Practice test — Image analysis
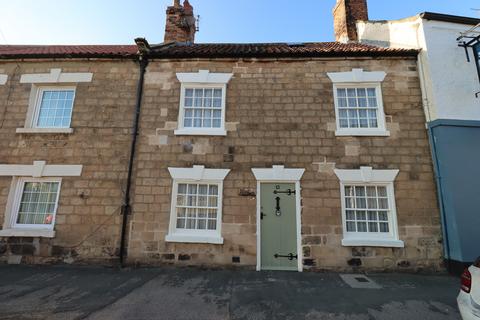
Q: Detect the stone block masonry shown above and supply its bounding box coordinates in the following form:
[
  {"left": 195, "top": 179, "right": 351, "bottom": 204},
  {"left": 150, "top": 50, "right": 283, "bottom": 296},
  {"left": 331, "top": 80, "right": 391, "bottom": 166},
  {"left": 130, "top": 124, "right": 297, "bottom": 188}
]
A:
[
  {"left": 127, "top": 56, "right": 443, "bottom": 272},
  {"left": 0, "top": 60, "right": 139, "bottom": 265}
]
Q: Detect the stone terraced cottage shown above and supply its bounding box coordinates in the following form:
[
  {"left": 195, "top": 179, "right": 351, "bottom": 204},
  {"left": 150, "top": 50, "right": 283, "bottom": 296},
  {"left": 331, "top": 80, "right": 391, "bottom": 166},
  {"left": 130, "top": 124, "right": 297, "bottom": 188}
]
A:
[{"left": 0, "top": 0, "right": 443, "bottom": 272}]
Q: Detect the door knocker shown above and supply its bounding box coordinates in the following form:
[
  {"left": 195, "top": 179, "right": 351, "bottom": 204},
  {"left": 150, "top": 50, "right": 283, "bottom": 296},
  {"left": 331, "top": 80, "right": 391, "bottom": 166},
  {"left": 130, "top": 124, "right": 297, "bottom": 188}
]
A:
[{"left": 275, "top": 196, "right": 281, "bottom": 216}]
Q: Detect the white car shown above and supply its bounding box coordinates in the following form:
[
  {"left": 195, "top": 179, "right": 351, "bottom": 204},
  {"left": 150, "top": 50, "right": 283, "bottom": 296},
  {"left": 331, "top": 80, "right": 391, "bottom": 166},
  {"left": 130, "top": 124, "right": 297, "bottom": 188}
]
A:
[{"left": 458, "top": 257, "right": 480, "bottom": 319}]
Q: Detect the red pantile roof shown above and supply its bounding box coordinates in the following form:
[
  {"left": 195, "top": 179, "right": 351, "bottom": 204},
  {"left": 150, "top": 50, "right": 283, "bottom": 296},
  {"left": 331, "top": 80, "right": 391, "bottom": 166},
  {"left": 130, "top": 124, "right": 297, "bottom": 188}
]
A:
[
  {"left": 150, "top": 42, "right": 419, "bottom": 58},
  {"left": 0, "top": 45, "right": 138, "bottom": 59},
  {"left": 0, "top": 42, "right": 418, "bottom": 59}
]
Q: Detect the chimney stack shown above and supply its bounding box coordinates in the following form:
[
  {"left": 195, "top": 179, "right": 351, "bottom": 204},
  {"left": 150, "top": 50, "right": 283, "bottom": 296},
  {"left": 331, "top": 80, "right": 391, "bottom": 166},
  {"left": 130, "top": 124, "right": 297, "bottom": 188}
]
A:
[
  {"left": 164, "top": 0, "right": 196, "bottom": 43},
  {"left": 333, "top": 0, "right": 368, "bottom": 43}
]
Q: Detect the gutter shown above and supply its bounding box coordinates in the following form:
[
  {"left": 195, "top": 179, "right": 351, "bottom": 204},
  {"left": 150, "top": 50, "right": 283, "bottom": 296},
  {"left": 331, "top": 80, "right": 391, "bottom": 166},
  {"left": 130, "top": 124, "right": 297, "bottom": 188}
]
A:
[{"left": 119, "top": 39, "right": 150, "bottom": 267}]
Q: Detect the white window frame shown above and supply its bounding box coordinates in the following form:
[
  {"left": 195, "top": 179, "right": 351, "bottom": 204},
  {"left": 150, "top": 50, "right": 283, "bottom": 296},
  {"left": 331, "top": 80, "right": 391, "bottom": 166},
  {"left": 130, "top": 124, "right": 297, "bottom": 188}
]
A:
[
  {"left": 334, "top": 167, "right": 404, "bottom": 248},
  {"left": 166, "top": 166, "right": 231, "bottom": 244},
  {"left": 10, "top": 177, "right": 62, "bottom": 231},
  {"left": 31, "top": 86, "right": 76, "bottom": 129},
  {"left": 328, "top": 69, "right": 390, "bottom": 137},
  {"left": 174, "top": 70, "right": 233, "bottom": 136},
  {"left": 17, "top": 68, "right": 93, "bottom": 134}
]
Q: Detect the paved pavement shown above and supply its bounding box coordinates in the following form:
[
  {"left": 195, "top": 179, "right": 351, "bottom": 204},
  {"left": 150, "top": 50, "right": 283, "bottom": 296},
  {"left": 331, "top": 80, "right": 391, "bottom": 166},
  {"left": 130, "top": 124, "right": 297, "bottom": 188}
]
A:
[{"left": 0, "top": 265, "right": 461, "bottom": 320}]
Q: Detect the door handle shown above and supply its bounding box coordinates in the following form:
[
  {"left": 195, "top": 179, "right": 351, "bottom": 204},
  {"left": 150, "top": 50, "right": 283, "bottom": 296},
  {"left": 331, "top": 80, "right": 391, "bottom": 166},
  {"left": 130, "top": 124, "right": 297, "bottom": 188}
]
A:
[
  {"left": 261, "top": 211, "right": 267, "bottom": 220},
  {"left": 274, "top": 253, "right": 298, "bottom": 260}
]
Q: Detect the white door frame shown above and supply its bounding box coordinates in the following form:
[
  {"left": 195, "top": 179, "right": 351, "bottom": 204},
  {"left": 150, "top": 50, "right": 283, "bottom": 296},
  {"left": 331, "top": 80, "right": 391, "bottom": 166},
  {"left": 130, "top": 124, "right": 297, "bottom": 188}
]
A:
[{"left": 251, "top": 166, "right": 305, "bottom": 272}]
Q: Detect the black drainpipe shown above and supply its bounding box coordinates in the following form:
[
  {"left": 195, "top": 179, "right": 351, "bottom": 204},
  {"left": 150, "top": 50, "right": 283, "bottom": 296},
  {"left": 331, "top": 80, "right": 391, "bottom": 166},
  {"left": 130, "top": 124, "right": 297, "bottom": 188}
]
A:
[{"left": 119, "top": 50, "right": 149, "bottom": 267}]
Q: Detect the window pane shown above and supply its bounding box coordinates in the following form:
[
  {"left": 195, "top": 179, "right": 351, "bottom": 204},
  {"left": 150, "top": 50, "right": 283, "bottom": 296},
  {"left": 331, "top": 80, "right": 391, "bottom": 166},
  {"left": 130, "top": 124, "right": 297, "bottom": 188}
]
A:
[
  {"left": 336, "top": 87, "right": 380, "bottom": 129},
  {"left": 346, "top": 221, "right": 356, "bottom": 232},
  {"left": 16, "top": 181, "right": 59, "bottom": 226},
  {"left": 343, "top": 184, "right": 392, "bottom": 235},
  {"left": 367, "top": 198, "right": 377, "bottom": 209},
  {"left": 356, "top": 211, "right": 366, "bottom": 221},
  {"left": 337, "top": 88, "right": 347, "bottom": 98},
  {"left": 378, "top": 211, "right": 388, "bottom": 221},
  {"left": 208, "top": 196, "right": 218, "bottom": 207},
  {"left": 209, "top": 185, "right": 218, "bottom": 196},
  {"left": 185, "top": 89, "right": 194, "bottom": 97},
  {"left": 36, "top": 90, "right": 75, "bottom": 128},
  {"left": 357, "top": 222, "right": 367, "bottom": 232},
  {"left": 174, "top": 183, "right": 221, "bottom": 232},
  {"left": 379, "top": 198, "right": 389, "bottom": 209},
  {"left": 379, "top": 222, "right": 389, "bottom": 233},
  {"left": 339, "top": 119, "right": 348, "bottom": 128},
  {"left": 182, "top": 88, "right": 223, "bottom": 128},
  {"left": 377, "top": 187, "right": 387, "bottom": 197},
  {"left": 366, "top": 186, "right": 376, "bottom": 197},
  {"left": 344, "top": 186, "right": 354, "bottom": 197},
  {"left": 345, "top": 197, "right": 355, "bottom": 209},
  {"left": 346, "top": 210, "right": 355, "bottom": 220}
]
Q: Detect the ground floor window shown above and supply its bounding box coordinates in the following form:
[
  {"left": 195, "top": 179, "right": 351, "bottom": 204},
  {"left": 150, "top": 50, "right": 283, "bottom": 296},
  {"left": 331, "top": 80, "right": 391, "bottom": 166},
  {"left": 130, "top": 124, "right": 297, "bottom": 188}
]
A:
[
  {"left": 175, "top": 183, "right": 219, "bottom": 231},
  {"left": 15, "top": 180, "right": 61, "bottom": 227},
  {"left": 334, "top": 167, "right": 404, "bottom": 248},
  {"left": 344, "top": 185, "right": 390, "bottom": 234},
  {"left": 166, "top": 166, "right": 230, "bottom": 244}
]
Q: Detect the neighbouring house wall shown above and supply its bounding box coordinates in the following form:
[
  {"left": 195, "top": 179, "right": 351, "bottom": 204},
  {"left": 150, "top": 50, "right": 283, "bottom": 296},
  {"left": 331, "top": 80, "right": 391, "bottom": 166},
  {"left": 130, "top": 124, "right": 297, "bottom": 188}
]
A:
[
  {"left": 429, "top": 120, "right": 480, "bottom": 263},
  {"left": 421, "top": 20, "right": 480, "bottom": 121},
  {"left": 0, "top": 60, "right": 138, "bottom": 264},
  {"left": 359, "top": 17, "right": 480, "bottom": 268},
  {"left": 358, "top": 18, "right": 480, "bottom": 121},
  {"left": 127, "top": 57, "right": 443, "bottom": 272}
]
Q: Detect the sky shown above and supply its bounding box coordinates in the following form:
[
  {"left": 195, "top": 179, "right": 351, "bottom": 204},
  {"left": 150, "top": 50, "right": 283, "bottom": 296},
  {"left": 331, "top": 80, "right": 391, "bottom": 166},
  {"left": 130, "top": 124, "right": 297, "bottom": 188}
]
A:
[{"left": 0, "top": 0, "right": 478, "bottom": 45}]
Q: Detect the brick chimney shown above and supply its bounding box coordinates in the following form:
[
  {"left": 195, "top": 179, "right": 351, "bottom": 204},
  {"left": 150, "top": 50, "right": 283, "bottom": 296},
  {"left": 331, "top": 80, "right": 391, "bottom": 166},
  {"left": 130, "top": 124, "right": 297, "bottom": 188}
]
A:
[
  {"left": 164, "top": 0, "right": 196, "bottom": 43},
  {"left": 333, "top": 0, "right": 368, "bottom": 43}
]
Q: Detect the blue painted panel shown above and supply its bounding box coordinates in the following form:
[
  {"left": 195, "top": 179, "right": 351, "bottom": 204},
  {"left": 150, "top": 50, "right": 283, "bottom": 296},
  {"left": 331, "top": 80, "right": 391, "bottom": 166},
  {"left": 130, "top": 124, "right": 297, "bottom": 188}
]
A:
[{"left": 430, "top": 120, "right": 480, "bottom": 263}]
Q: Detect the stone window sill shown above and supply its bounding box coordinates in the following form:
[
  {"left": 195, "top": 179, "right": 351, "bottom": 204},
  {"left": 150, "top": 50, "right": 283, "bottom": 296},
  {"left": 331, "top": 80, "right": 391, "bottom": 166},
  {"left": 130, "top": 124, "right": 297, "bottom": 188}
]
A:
[
  {"left": 335, "top": 129, "right": 390, "bottom": 137},
  {"left": 174, "top": 128, "right": 227, "bottom": 136},
  {"left": 165, "top": 233, "right": 224, "bottom": 245},
  {"left": 0, "top": 229, "right": 55, "bottom": 238},
  {"left": 16, "top": 128, "right": 74, "bottom": 134},
  {"left": 341, "top": 238, "right": 404, "bottom": 248}
]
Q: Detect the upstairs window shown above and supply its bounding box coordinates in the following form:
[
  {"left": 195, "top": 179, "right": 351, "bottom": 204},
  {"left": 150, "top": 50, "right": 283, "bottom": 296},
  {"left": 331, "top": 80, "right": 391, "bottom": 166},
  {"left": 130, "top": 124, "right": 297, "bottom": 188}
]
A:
[
  {"left": 34, "top": 88, "right": 76, "bottom": 128},
  {"left": 175, "top": 70, "right": 233, "bottom": 136},
  {"left": 183, "top": 88, "right": 223, "bottom": 129},
  {"left": 336, "top": 87, "right": 380, "bottom": 130},
  {"left": 328, "top": 69, "right": 389, "bottom": 136},
  {"left": 17, "top": 68, "right": 93, "bottom": 134}
]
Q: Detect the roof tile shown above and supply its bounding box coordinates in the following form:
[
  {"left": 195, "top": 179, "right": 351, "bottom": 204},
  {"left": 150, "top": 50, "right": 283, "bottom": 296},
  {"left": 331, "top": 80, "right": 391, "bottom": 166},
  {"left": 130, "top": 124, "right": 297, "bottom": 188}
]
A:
[{"left": 0, "top": 42, "right": 418, "bottom": 59}]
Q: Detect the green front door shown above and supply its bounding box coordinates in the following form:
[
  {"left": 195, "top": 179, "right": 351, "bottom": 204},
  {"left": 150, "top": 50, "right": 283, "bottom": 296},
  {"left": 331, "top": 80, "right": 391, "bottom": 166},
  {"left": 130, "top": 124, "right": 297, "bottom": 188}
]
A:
[{"left": 260, "top": 183, "right": 298, "bottom": 271}]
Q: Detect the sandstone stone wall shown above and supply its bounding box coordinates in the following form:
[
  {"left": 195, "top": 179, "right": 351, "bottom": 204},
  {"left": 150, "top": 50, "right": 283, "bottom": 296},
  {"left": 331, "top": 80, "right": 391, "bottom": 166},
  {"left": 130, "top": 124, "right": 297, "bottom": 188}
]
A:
[
  {"left": 0, "top": 60, "right": 138, "bottom": 264},
  {"left": 128, "top": 57, "right": 443, "bottom": 272},
  {"left": 0, "top": 57, "right": 443, "bottom": 271}
]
